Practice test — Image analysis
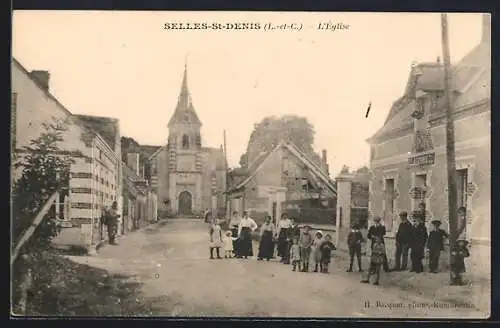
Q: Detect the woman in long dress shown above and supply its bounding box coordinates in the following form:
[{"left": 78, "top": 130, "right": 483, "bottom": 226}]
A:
[
  {"left": 229, "top": 211, "right": 242, "bottom": 257},
  {"left": 238, "top": 211, "right": 258, "bottom": 259},
  {"left": 257, "top": 215, "right": 276, "bottom": 261},
  {"left": 277, "top": 213, "right": 293, "bottom": 264}
]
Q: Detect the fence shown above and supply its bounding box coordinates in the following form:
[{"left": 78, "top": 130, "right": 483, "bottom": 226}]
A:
[{"left": 285, "top": 207, "right": 336, "bottom": 225}]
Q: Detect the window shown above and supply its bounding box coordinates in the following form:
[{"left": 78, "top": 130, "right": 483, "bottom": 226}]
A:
[
  {"left": 195, "top": 134, "right": 201, "bottom": 147},
  {"left": 456, "top": 169, "right": 468, "bottom": 208},
  {"left": 415, "top": 173, "right": 427, "bottom": 199},
  {"left": 384, "top": 178, "right": 395, "bottom": 231},
  {"left": 182, "top": 134, "right": 190, "bottom": 149}
]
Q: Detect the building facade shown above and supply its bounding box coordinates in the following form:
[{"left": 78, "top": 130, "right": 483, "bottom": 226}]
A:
[
  {"left": 366, "top": 15, "right": 491, "bottom": 275},
  {"left": 11, "top": 58, "right": 122, "bottom": 253},
  {"left": 226, "top": 140, "right": 336, "bottom": 225},
  {"left": 143, "top": 64, "right": 226, "bottom": 217}
]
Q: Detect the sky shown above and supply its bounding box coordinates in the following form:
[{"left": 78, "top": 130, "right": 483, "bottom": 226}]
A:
[{"left": 12, "top": 11, "right": 483, "bottom": 176}]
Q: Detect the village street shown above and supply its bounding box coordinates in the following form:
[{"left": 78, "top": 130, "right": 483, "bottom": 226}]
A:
[{"left": 66, "top": 219, "right": 488, "bottom": 318}]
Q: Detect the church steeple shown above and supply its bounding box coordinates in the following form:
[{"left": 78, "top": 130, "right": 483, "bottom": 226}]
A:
[{"left": 168, "top": 59, "right": 202, "bottom": 127}]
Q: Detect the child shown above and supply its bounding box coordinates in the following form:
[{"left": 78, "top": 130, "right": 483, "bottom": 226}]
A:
[
  {"left": 311, "top": 230, "right": 324, "bottom": 272},
  {"left": 427, "top": 219, "right": 449, "bottom": 273},
  {"left": 450, "top": 239, "right": 470, "bottom": 285},
  {"left": 223, "top": 230, "right": 236, "bottom": 258},
  {"left": 298, "top": 225, "right": 314, "bottom": 272},
  {"left": 209, "top": 219, "right": 223, "bottom": 259},
  {"left": 347, "top": 224, "right": 364, "bottom": 272},
  {"left": 319, "top": 234, "right": 336, "bottom": 273},
  {"left": 290, "top": 238, "right": 301, "bottom": 271},
  {"left": 361, "top": 235, "right": 385, "bottom": 285}
]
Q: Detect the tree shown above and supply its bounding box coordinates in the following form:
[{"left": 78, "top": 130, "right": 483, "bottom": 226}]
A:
[
  {"left": 12, "top": 118, "right": 73, "bottom": 254},
  {"left": 340, "top": 165, "right": 350, "bottom": 174},
  {"left": 243, "top": 115, "right": 316, "bottom": 167}
]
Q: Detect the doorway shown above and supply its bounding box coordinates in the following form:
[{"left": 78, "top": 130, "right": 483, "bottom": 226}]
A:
[{"left": 178, "top": 191, "right": 193, "bottom": 215}]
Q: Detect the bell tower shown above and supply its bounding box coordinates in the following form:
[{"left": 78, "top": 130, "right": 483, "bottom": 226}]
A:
[{"left": 167, "top": 61, "right": 204, "bottom": 216}]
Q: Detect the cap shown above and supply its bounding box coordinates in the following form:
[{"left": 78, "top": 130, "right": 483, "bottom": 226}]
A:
[
  {"left": 399, "top": 211, "right": 408, "bottom": 217},
  {"left": 373, "top": 216, "right": 382, "bottom": 222},
  {"left": 431, "top": 220, "right": 442, "bottom": 226}
]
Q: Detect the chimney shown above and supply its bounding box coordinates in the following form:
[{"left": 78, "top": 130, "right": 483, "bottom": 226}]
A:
[
  {"left": 127, "top": 153, "right": 140, "bottom": 176},
  {"left": 482, "top": 13, "right": 491, "bottom": 44},
  {"left": 30, "top": 70, "right": 50, "bottom": 91},
  {"left": 321, "top": 149, "right": 329, "bottom": 175}
]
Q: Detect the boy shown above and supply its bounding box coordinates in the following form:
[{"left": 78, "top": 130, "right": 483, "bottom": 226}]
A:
[
  {"left": 290, "top": 238, "right": 301, "bottom": 271},
  {"left": 450, "top": 239, "right": 470, "bottom": 286},
  {"left": 361, "top": 235, "right": 385, "bottom": 285},
  {"left": 298, "top": 225, "right": 314, "bottom": 272},
  {"left": 347, "top": 224, "right": 364, "bottom": 272},
  {"left": 319, "top": 234, "right": 336, "bottom": 273},
  {"left": 426, "top": 219, "right": 449, "bottom": 273}
]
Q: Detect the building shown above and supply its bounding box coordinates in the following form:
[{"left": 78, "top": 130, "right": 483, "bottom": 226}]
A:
[
  {"left": 226, "top": 140, "right": 337, "bottom": 224},
  {"left": 140, "top": 64, "right": 227, "bottom": 217},
  {"left": 11, "top": 58, "right": 122, "bottom": 253},
  {"left": 122, "top": 158, "right": 158, "bottom": 232},
  {"left": 366, "top": 15, "right": 490, "bottom": 275}
]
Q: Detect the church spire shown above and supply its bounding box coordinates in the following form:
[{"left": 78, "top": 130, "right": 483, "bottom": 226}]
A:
[{"left": 168, "top": 57, "right": 202, "bottom": 127}]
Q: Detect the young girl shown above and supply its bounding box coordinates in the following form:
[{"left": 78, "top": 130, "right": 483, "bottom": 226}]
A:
[
  {"left": 209, "top": 219, "right": 223, "bottom": 259},
  {"left": 361, "top": 235, "right": 385, "bottom": 285},
  {"left": 290, "top": 238, "right": 301, "bottom": 271},
  {"left": 450, "top": 239, "right": 470, "bottom": 285},
  {"left": 319, "top": 234, "right": 336, "bottom": 273},
  {"left": 311, "top": 230, "right": 324, "bottom": 272},
  {"left": 223, "top": 230, "right": 236, "bottom": 258}
]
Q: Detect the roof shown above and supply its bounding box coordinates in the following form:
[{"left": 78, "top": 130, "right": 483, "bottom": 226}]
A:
[
  {"left": 168, "top": 64, "right": 202, "bottom": 127},
  {"left": 369, "top": 40, "right": 489, "bottom": 143},
  {"left": 12, "top": 58, "right": 120, "bottom": 154},
  {"left": 228, "top": 140, "right": 336, "bottom": 196},
  {"left": 122, "top": 161, "right": 148, "bottom": 196},
  {"left": 74, "top": 115, "right": 119, "bottom": 151},
  {"left": 139, "top": 144, "right": 161, "bottom": 161}
]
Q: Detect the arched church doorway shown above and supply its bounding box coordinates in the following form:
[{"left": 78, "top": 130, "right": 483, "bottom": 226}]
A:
[{"left": 178, "top": 191, "right": 193, "bottom": 215}]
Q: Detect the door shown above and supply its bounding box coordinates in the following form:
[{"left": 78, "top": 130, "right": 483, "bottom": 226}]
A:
[{"left": 178, "top": 191, "right": 193, "bottom": 215}]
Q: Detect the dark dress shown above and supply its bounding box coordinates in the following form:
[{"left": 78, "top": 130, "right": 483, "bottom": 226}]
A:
[
  {"left": 258, "top": 226, "right": 275, "bottom": 260},
  {"left": 239, "top": 227, "right": 253, "bottom": 257},
  {"left": 277, "top": 228, "right": 291, "bottom": 259},
  {"left": 367, "top": 224, "right": 389, "bottom": 271}
]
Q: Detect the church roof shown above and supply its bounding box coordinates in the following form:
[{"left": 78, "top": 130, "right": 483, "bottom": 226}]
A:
[{"left": 168, "top": 64, "right": 202, "bottom": 127}]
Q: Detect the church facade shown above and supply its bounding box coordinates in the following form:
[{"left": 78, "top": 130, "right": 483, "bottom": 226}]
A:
[{"left": 144, "top": 65, "right": 227, "bottom": 217}]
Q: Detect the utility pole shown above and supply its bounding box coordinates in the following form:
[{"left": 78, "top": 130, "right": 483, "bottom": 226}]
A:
[{"left": 441, "top": 13, "right": 459, "bottom": 285}]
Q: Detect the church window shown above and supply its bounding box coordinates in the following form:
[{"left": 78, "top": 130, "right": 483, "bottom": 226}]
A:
[{"left": 182, "top": 134, "right": 190, "bottom": 149}]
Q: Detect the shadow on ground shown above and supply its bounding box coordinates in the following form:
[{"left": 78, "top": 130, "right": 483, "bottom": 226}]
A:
[{"left": 18, "top": 251, "right": 156, "bottom": 316}]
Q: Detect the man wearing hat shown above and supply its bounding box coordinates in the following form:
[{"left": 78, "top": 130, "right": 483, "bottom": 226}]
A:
[
  {"left": 394, "top": 211, "right": 413, "bottom": 271},
  {"left": 426, "top": 219, "right": 449, "bottom": 273},
  {"left": 409, "top": 213, "right": 428, "bottom": 273},
  {"left": 367, "top": 216, "right": 389, "bottom": 272},
  {"left": 450, "top": 239, "right": 470, "bottom": 285}
]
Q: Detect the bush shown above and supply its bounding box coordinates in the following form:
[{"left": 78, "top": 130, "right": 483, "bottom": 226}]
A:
[{"left": 11, "top": 118, "right": 73, "bottom": 312}]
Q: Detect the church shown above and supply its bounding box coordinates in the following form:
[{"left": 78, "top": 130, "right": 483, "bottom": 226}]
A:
[{"left": 140, "top": 64, "right": 227, "bottom": 217}]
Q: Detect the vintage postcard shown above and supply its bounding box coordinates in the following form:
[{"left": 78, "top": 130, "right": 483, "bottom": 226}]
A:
[{"left": 11, "top": 11, "right": 491, "bottom": 319}]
